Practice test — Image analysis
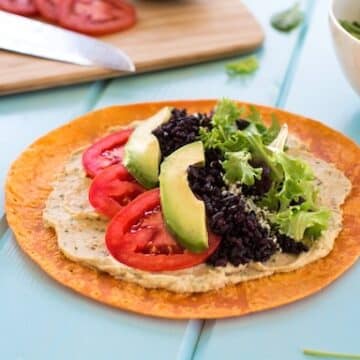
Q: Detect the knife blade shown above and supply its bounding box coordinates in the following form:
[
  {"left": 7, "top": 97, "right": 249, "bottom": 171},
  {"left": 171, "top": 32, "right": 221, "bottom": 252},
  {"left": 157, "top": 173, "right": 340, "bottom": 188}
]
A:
[{"left": 0, "top": 10, "right": 135, "bottom": 72}]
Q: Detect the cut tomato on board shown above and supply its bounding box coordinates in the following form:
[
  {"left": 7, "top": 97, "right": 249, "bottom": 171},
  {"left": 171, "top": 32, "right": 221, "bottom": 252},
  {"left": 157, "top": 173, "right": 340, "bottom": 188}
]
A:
[
  {"left": 106, "top": 189, "right": 221, "bottom": 272},
  {"left": 82, "top": 128, "right": 133, "bottom": 178},
  {"left": 0, "top": 0, "right": 38, "bottom": 15},
  {"left": 89, "top": 164, "right": 145, "bottom": 218},
  {"left": 34, "top": 0, "right": 60, "bottom": 21},
  {"left": 58, "top": 0, "right": 136, "bottom": 36}
]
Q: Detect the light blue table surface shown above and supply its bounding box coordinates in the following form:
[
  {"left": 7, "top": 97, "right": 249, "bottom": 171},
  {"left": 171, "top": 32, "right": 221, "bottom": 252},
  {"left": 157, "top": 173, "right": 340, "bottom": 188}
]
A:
[{"left": 0, "top": 1, "right": 359, "bottom": 359}]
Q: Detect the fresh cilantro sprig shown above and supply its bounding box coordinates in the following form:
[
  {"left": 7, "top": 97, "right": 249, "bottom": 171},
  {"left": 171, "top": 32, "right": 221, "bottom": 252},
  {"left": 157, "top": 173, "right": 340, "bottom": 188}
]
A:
[{"left": 271, "top": 3, "right": 304, "bottom": 32}]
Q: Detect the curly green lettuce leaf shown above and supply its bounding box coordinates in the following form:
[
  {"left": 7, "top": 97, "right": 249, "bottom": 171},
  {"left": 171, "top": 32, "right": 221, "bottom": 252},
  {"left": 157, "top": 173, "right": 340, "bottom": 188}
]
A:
[
  {"left": 200, "top": 98, "right": 244, "bottom": 151},
  {"left": 274, "top": 152, "right": 316, "bottom": 210},
  {"left": 226, "top": 56, "right": 259, "bottom": 75},
  {"left": 223, "top": 151, "right": 263, "bottom": 186},
  {"left": 263, "top": 115, "right": 282, "bottom": 145},
  {"left": 240, "top": 128, "right": 284, "bottom": 181},
  {"left": 246, "top": 107, "right": 281, "bottom": 145},
  {"left": 212, "top": 98, "right": 242, "bottom": 129},
  {"left": 199, "top": 125, "right": 248, "bottom": 153},
  {"left": 200, "top": 99, "right": 330, "bottom": 243},
  {"left": 267, "top": 124, "right": 288, "bottom": 152},
  {"left": 200, "top": 99, "right": 281, "bottom": 160},
  {"left": 271, "top": 206, "right": 331, "bottom": 242}
]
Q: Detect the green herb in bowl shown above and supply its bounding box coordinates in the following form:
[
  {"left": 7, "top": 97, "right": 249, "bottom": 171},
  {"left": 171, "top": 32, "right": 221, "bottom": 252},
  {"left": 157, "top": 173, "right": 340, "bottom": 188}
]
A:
[{"left": 339, "top": 20, "right": 360, "bottom": 40}]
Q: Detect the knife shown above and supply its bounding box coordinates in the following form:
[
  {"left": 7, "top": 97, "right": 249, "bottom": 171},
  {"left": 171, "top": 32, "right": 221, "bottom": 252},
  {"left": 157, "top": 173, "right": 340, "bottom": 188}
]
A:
[{"left": 0, "top": 10, "right": 135, "bottom": 72}]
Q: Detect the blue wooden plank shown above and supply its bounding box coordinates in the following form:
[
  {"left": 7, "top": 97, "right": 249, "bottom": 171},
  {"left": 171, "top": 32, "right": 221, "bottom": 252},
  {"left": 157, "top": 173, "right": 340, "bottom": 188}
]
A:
[
  {"left": 285, "top": 2, "right": 359, "bottom": 143},
  {"left": 95, "top": 0, "right": 306, "bottom": 110},
  {"left": 194, "top": 1, "right": 359, "bottom": 359},
  {"left": 92, "top": 1, "right": 312, "bottom": 359},
  {"left": 0, "top": 82, "right": 189, "bottom": 360},
  {"left": 0, "top": 82, "right": 104, "bottom": 214},
  {"left": 0, "top": 229, "right": 188, "bottom": 360},
  {"left": 0, "top": 0, "right": 318, "bottom": 359}
]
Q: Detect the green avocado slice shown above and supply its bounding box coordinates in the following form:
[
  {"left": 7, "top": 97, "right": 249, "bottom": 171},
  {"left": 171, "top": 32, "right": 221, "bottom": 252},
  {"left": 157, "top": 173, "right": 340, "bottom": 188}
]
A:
[
  {"left": 159, "top": 141, "right": 208, "bottom": 253},
  {"left": 123, "top": 107, "right": 173, "bottom": 189}
]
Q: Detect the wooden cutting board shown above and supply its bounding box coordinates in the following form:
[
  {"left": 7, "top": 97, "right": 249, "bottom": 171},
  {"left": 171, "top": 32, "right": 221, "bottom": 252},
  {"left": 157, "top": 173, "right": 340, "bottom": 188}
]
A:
[{"left": 0, "top": 0, "right": 264, "bottom": 95}]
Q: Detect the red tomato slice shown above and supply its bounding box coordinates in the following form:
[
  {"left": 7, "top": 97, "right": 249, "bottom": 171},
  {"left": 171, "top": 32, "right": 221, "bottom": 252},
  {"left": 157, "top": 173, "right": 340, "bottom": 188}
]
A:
[
  {"left": 34, "top": 0, "right": 59, "bottom": 21},
  {"left": 106, "top": 189, "right": 221, "bottom": 272},
  {"left": 89, "top": 163, "right": 145, "bottom": 218},
  {"left": 58, "top": 0, "right": 136, "bottom": 36},
  {"left": 0, "top": 0, "right": 38, "bottom": 15},
  {"left": 82, "top": 128, "right": 132, "bottom": 178}
]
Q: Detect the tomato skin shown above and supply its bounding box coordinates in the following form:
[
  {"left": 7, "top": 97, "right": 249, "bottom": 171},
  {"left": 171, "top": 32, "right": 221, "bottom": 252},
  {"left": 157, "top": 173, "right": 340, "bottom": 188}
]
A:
[
  {"left": 58, "top": 0, "right": 136, "bottom": 36},
  {"left": 106, "top": 189, "right": 221, "bottom": 272},
  {"left": 0, "top": 0, "right": 38, "bottom": 15},
  {"left": 83, "top": 128, "right": 133, "bottom": 178},
  {"left": 89, "top": 164, "right": 145, "bottom": 218},
  {"left": 34, "top": 0, "right": 59, "bottom": 21}
]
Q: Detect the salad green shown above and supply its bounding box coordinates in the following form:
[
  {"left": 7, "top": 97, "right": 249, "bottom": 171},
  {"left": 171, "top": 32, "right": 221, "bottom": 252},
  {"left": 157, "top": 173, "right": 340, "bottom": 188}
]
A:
[
  {"left": 200, "top": 99, "right": 330, "bottom": 244},
  {"left": 340, "top": 20, "right": 360, "bottom": 40},
  {"left": 271, "top": 3, "right": 304, "bottom": 32},
  {"left": 226, "top": 56, "right": 259, "bottom": 75},
  {"left": 223, "top": 151, "right": 263, "bottom": 186}
]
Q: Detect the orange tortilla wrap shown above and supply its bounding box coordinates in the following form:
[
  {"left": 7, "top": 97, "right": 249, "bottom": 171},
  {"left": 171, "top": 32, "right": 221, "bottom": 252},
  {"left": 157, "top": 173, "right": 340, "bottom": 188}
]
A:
[{"left": 5, "top": 100, "right": 360, "bottom": 319}]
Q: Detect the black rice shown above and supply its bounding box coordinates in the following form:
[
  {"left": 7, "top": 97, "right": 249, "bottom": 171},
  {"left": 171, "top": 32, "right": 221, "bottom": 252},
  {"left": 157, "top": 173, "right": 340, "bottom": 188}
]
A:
[
  {"left": 153, "top": 108, "right": 308, "bottom": 266},
  {"left": 153, "top": 108, "right": 211, "bottom": 158},
  {"left": 276, "top": 232, "right": 309, "bottom": 254},
  {"left": 188, "top": 150, "right": 278, "bottom": 267}
]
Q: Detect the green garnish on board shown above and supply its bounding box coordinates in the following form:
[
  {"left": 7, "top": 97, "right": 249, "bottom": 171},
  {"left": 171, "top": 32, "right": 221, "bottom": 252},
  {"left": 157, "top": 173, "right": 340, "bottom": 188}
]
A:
[
  {"left": 200, "top": 99, "right": 330, "bottom": 244},
  {"left": 339, "top": 20, "right": 360, "bottom": 40},
  {"left": 271, "top": 2, "right": 304, "bottom": 32},
  {"left": 304, "top": 349, "right": 360, "bottom": 359},
  {"left": 226, "top": 56, "right": 259, "bottom": 75}
]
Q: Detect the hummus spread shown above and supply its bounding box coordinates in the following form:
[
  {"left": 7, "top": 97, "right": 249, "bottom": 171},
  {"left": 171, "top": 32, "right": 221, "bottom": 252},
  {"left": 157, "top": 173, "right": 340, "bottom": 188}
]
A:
[{"left": 43, "top": 134, "right": 351, "bottom": 293}]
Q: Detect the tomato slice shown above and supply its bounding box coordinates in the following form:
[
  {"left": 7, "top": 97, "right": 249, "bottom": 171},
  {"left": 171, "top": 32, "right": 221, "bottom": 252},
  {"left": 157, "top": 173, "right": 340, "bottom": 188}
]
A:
[
  {"left": 34, "top": 0, "right": 59, "bottom": 21},
  {"left": 106, "top": 189, "right": 220, "bottom": 272},
  {"left": 58, "top": 0, "right": 136, "bottom": 36},
  {"left": 0, "top": 0, "right": 38, "bottom": 15},
  {"left": 82, "top": 128, "right": 132, "bottom": 178},
  {"left": 89, "top": 163, "right": 145, "bottom": 218}
]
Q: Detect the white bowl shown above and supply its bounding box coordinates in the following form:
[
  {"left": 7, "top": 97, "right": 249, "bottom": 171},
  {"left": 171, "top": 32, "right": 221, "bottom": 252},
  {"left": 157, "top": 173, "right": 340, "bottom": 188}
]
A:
[{"left": 329, "top": 0, "right": 360, "bottom": 96}]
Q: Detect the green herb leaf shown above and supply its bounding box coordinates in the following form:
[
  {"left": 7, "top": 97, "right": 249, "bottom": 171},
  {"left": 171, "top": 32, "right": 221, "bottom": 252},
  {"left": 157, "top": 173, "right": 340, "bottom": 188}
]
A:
[
  {"left": 267, "top": 124, "right": 288, "bottom": 152},
  {"left": 340, "top": 20, "right": 360, "bottom": 40},
  {"left": 223, "top": 151, "right": 263, "bottom": 186},
  {"left": 304, "top": 349, "right": 360, "bottom": 359},
  {"left": 199, "top": 98, "right": 246, "bottom": 152},
  {"left": 247, "top": 105, "right": 263, "bottom": 125},
  {"left": 200, "top": 99, "right": 330, "bottom": 243},
  {"left": 274, "top": 152, "right": 316, "bottom": 210},
  {"left": 271, "top": 206, "right": 330, "bottom": 242},
  {"left": 212, "top": 98, "right": 241, "bottom": 128},
  {"left": 226, "top": 56, "right": 259, "bottom": 75},
  {"left": 262, "top": 114, "right": 281, "bottom": 145},
  {"left": 271, "top": 3, "right": 304, "bottom": 32},
  {"left": 240, "top": 128, "right": 284, "bottom": 181}
]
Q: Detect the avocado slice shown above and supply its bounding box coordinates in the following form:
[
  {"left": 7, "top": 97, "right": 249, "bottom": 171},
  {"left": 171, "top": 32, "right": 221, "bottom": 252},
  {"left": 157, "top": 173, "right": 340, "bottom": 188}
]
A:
[
  {"left": 123, "top": 107, "right": 173, "bottom": 188},
  {"left": 159, "top": 141, "right": 208, "bottom": 253}
]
